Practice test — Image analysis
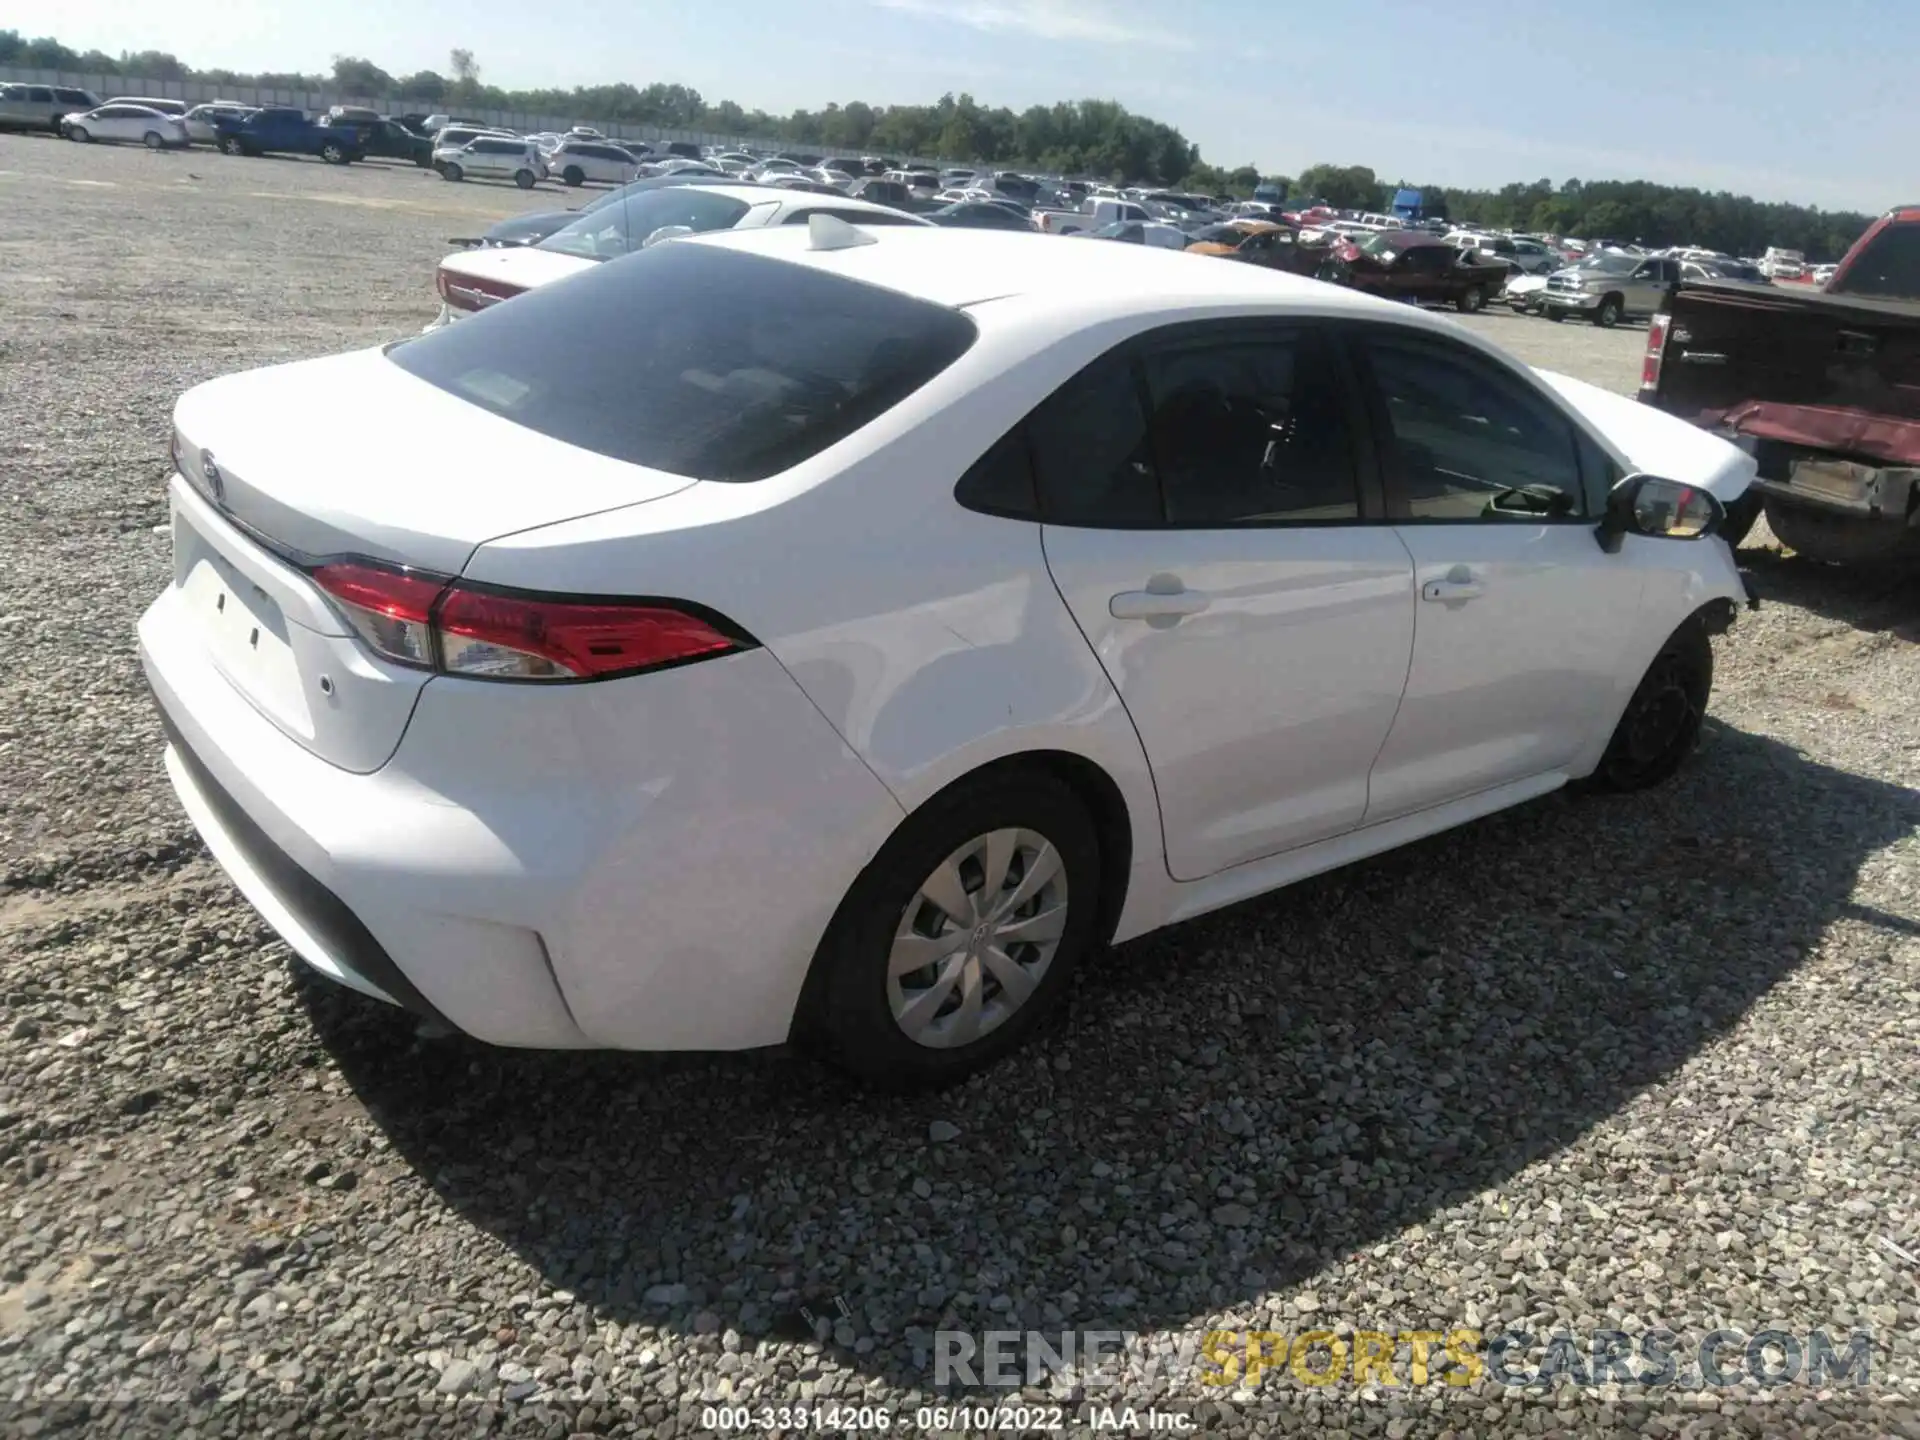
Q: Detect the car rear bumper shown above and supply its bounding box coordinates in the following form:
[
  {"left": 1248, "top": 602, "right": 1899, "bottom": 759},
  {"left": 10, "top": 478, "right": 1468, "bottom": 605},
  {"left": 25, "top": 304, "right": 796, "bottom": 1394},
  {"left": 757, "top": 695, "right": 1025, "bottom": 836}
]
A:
[{"left": 138, "top": 584, "right": 904, "bottom": 1052}]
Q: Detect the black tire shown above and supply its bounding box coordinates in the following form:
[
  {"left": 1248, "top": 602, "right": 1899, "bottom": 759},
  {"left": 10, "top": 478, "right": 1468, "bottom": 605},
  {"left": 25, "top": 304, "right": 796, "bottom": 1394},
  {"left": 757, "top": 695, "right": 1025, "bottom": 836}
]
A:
[
  {"left": 1718, "top": 491, "right": 1762, "bottom": 549},
  {"left": 513, "top": 168, "right": 535, "bottom": 189},
  {"left": 143, "top": 130, "right": 164, "bottom": 151},
  {"left": 442, "top": 162, "right": 463, "bottom": 183},
  {"left": 220, "top": 135, "right": 242, "bottom": 155},
  {"left": 70, "top": 127, "right": 91, "bottom": 144},
  {"left": 802, "top": 767, "right": 1103, "bottom": 1089},
  {"left": 1764, "top": 498, "right": 1918, "bottom": 566},
  {"left": 321, "top": 142, "right": 346, "bottom": 164},
  {"left": 1595, "top": 295, "right": 1623, "bottom": 328},
  {"left": 562, "top": 165, "right": 584, "bottom": 187},
  {"left": 1545, "top": 308, "right": 1564, "bottom": 322},
  {"left": 1582, "top": 620, "right": 1713, "bottom": 793},
  {"left": 1456, "top": 285, "right": 1486, "bottom": 314}
]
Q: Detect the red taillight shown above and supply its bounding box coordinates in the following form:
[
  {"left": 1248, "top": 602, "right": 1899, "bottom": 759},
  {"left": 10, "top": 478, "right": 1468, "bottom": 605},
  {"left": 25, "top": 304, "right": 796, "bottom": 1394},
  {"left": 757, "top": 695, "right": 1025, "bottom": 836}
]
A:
[
  {"left": 435, "top": 588, "right": 739, "bottom": 681},
  {"left": 1640, "top": 311, "right": 1672, "bottom": 393},
  {"left": 307, "top": 560, "right": 745, "bottom": 682},
  {"left": 435, "top": 264, "right": 525, "bottom": 313}
]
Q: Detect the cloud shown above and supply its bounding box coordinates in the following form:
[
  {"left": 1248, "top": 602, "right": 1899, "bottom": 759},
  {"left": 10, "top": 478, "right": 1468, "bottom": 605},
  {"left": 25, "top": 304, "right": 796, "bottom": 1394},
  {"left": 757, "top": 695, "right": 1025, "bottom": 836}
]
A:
[{"left": 872, "top": 0, "right": 1195, "bottom": 50}]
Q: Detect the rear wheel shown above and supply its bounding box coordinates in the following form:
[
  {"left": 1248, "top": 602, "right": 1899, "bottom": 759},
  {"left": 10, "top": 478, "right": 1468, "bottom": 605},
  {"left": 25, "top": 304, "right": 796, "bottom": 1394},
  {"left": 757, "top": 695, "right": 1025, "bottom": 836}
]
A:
[
  {"left": 802, "top": 767, "right": 1101, "bottom": 1089},
  {"left": 220, "top": 135, "right": 242, "bottom": 155},
  {"left": 1456, "top": 285, "right": 1486, "bottom": 313},
  {"left": 1595, "top": 295, "right": 1623, "bottom": 328},
  {"left": 143, "top": 130, "right": 164, "bottom": 151},
  {"left": 1583, "top": 620, "right": 1713, "bottom": 792},
  {"left": 561, "top": 165, "right": 584, "bottom": 187},
  {"left": 513, "top": 168, "right": 535, "bottom": 189}
]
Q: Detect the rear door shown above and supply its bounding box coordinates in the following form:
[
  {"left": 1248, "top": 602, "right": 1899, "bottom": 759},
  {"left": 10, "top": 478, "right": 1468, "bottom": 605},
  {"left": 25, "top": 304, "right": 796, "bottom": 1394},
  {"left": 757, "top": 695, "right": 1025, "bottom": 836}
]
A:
[
  {"left": 1036, "top": 321, "right": 1417, "bottom": 880},
  {"left": 1348, "top": 324, "right": 1648, "bottom": 821}
]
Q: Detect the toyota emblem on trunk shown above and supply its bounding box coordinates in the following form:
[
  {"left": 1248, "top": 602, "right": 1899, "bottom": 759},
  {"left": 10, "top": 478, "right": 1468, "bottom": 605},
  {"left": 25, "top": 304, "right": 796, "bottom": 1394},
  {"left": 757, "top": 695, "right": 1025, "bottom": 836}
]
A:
[{"left": 200, "top": 452, "right": 225, "bottom": 505}]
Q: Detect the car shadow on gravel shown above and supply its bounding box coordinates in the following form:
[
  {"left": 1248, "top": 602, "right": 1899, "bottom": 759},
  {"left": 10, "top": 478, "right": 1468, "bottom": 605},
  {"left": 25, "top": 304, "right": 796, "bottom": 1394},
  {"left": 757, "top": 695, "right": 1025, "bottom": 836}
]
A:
[
  {"left": 298, "top": 720, "right": 1920, "bottom": 1388},
  {"left": 1738, "top": 543, "right": 1920, "bottom": 642}
]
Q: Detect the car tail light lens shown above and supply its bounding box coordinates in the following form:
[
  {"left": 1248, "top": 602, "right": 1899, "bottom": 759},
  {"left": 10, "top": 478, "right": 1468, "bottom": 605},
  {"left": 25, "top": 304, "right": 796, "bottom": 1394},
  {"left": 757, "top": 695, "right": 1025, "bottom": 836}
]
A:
[
  {"left": 309, "top": 561, "right": 444, "bottom": 668},
  {"left": 1641, "top": 311, "right": 1672, "bottom": 393},
  {"left": 435, "top": 265, "right": 524, "bottom": 313},
  {"left": 307, "top": 559, "right": 747, "bottom": 682}
]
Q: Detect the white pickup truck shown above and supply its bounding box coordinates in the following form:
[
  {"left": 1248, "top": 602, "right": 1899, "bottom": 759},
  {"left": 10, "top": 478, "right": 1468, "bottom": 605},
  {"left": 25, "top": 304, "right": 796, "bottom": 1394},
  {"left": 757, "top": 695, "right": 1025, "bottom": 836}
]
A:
[{"left": 1032, "top": 198, "right": 1154, "bottom": 235}]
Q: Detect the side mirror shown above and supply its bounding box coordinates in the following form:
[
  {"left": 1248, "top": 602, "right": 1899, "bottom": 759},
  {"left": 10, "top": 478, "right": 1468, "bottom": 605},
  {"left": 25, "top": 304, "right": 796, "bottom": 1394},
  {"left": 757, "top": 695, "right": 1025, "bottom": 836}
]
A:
[{"left": 1595, "top": 473, "right": 1724, "bottom": 553}]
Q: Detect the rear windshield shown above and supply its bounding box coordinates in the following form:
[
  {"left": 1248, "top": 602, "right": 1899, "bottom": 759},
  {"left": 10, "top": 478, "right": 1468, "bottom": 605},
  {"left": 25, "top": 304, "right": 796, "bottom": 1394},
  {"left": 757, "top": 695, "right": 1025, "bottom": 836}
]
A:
[
  {"left": 538, "top": 188, "right": 756, "bottom": 260},
  {"left": 1833, "top": 221, "right": 1920, "bottom": 300},
  {"left": 388, "top": 242, "right": 978, "bottom": 482}
]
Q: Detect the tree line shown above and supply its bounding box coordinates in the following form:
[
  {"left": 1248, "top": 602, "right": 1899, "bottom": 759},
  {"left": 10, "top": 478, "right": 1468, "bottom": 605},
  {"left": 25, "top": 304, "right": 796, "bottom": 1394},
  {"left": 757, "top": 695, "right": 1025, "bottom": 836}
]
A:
[{"left": 1, "top": 30, "right": 1877, "bottom": 257}]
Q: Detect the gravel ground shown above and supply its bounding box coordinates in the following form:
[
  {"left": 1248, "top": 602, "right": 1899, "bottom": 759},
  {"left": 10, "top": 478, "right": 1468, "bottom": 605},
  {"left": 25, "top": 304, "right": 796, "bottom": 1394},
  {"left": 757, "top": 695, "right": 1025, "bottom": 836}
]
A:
[{"left": 2, "top": 134, "right": 1918, "bottom": 1439}]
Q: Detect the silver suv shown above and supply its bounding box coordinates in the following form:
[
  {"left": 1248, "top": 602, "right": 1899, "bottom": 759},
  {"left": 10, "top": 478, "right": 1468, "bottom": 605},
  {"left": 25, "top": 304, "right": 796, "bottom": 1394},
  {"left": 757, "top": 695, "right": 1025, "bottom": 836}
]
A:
[
  {"left": 1540, "top": 254, "right": 1680, "bottom": 327},
  {"left": 0, "top": 82, "right": 101, "bottom": 133}
]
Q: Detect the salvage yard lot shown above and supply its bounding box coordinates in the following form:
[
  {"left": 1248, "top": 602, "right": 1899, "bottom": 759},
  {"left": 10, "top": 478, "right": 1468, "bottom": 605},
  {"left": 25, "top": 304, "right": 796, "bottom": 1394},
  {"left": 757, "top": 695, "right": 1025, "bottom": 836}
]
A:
[{"left": 1, "top": 134, "right": 1917, "bottom": 1436}]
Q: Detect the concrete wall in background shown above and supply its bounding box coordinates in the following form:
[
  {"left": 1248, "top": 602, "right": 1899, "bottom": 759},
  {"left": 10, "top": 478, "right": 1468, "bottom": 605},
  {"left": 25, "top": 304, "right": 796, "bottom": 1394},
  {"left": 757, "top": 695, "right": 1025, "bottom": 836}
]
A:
[{"left": 0, "top": 65, "right": 951, "bottom": 169}]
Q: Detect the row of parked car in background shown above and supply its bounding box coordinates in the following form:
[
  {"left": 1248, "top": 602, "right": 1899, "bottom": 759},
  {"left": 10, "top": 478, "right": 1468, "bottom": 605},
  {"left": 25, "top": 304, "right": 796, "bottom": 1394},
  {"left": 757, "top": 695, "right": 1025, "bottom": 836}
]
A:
[{"left": 4, "top": 82, "right": 1845, "bottom": 332}]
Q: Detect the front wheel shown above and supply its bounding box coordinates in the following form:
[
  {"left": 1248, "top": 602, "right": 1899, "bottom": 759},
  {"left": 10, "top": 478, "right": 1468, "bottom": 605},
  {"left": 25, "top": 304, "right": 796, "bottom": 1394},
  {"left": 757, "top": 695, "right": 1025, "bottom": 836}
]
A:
[
  {"left": 69, "top": 127, "right": 91, "bottom": 144},
  {"left": 513, "top": 168, "right": 535, "bottom": 189},
  {"left": 1595, "top": 295, "right": 1623, "bottom": 328},
  {"left": 1545, "top": 308, "right": 1565, "bottom": 322},
  {"left": 320, "top": 142, "right": 347, "bottom": 164},
  {"left": 1582, "top": 620, "right": 1713, "bottom": 792},
  {"left": 802, "top": 768, "right": 1102, "bottom": 1088},
  {"left": 561, "top": 165, "right": 584, "bottom": 187},
  {"left": 143, "top": 130, "right": 164, "bottom": 151},
  {"left": 442, "top": 162, "right": 463, "bottom": 182}
]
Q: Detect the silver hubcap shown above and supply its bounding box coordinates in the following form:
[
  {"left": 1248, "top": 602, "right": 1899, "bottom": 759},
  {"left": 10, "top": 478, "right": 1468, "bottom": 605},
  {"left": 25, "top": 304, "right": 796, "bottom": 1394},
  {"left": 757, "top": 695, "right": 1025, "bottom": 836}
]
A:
[{"left": 888, "top": 828, "right": 1068, "bottom": 1050}]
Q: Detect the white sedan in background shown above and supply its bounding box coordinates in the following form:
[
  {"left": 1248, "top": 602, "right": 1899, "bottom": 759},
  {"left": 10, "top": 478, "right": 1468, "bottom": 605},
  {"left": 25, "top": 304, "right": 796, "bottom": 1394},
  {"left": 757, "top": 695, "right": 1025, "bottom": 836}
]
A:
[
  {"left": 143, "top": 222, "right": 1755, "bottom": 1088},
  {"left": 426, "top": 183, "right": 933, "bottom": 326},
  {"left": 62, "top": 103, "right": 190, "bottom": 149}
]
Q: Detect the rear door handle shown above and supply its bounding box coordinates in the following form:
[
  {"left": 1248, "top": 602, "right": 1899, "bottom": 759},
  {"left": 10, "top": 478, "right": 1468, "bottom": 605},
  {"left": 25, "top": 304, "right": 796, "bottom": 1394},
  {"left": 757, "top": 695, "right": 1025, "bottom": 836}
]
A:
[{"left": 1110, "top": 577, "right": 1210, "bottom": 621}]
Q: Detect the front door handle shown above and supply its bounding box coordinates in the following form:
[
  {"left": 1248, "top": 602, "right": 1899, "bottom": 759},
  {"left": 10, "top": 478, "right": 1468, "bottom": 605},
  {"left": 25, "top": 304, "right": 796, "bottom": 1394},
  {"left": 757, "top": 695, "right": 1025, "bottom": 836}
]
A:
[
  {"left": 1421, "top": 564, "right": 1483, "bottom": 603},
  {"left": 1110, "top": 574, "right": 1210, "bottom": 621}
]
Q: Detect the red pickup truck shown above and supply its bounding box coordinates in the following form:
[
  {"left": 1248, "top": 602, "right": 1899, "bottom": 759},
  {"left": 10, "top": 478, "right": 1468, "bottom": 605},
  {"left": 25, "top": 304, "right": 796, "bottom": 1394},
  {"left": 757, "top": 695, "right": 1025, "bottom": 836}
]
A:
[{"left": 1639, "top": 204, "right": 1919, "bottom": 565}]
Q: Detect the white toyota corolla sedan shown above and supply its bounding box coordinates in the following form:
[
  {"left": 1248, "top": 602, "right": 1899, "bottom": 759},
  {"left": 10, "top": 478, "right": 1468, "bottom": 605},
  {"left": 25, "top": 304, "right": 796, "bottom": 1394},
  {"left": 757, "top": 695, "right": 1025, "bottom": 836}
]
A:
[{"left": 141, "top": 219, "right": 1757, "bottom": 1087}]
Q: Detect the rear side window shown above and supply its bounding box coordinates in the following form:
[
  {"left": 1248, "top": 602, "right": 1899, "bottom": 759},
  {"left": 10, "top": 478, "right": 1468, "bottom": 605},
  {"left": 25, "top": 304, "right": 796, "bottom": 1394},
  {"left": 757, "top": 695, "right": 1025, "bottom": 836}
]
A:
[
  {"left": 1027, "top": 350, "right": 1159, "bottom": 526},
  {"left": 1140, "top": 334, "right": 1358, "bottom": 525},
  {"left": 1834, "top": 222, "right": 1920, "bottom": 300},
  {"left": 389, "top": 243, "right": 977, "bottom": 483}
]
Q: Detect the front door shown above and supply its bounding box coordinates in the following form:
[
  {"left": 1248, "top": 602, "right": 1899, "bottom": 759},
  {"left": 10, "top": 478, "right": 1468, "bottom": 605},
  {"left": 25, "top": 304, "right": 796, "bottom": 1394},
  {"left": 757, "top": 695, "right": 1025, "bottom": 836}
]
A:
[
  {"left": 1348, "top": 325, "right": 1648, "bottom": 822},
  {"left": 1034, "top": 324, "right": 1416, "bottom": 881}
]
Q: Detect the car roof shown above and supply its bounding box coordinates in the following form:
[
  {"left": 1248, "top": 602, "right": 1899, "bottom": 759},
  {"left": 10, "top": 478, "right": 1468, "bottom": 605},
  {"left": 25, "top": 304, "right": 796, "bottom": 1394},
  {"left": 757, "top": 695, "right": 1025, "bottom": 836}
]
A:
[{"left": 678, "top": 225, "right": 1462, "bottom": 328}]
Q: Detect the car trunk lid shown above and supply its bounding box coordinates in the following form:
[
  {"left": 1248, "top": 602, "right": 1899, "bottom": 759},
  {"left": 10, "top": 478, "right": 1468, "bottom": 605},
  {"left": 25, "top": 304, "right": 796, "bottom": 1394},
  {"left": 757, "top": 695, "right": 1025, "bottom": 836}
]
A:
[{"left": 167, "top": 348, "right": 695, "bottom": 771}]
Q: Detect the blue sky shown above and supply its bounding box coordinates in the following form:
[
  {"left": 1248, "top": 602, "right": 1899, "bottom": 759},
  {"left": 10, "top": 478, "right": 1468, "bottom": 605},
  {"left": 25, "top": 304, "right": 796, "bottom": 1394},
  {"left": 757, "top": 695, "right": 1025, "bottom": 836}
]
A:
[{"left": 17, "top": 0, "right": 1907, "bottom": 211}]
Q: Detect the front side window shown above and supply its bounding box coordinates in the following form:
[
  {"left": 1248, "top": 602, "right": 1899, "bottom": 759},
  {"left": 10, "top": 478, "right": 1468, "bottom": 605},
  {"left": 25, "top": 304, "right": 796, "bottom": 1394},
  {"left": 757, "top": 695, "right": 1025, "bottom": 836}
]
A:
[
  {"left": 389, "top": 242, "right": 977, "bottom": 482},
  {"left": 1140, "top": 335, "right": 1358, "bottom": 525},
  {"left": 1363, "top": 332, "right": 1584, "bottom": 520}
]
